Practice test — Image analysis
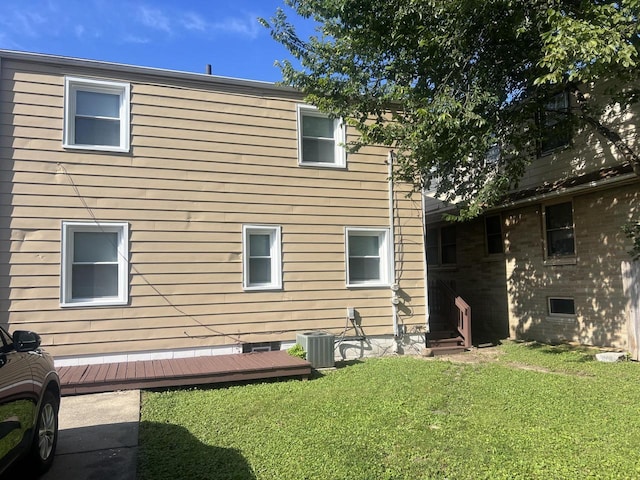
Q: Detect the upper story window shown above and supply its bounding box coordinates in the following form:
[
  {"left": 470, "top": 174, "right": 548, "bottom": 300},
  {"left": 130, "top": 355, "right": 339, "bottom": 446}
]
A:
[
  {"left": 61, "top": 221, "right": 129, "bottom": 307},
  {"left": 538, "top": 91, "right": 570, "bottom": 155},
  {"left": 544, "top": 201, "right": 575, "bottom": 257},
  {"left": 242, "top": 225, "right": 282, "bottom": 291},
  {"left": 64, "top": 77, "right": 131, "bottom": 153},
  {"left": 296, "top": 104, "right": 346, "bottom": 168},
  {"left": 485, "top": 215, "right": 504, "bottom": 255},
  {"left": 346, "top": 228, "right": 391, "bottom": 287},
  {"left": 426, "top": 225, "right": 457, "bottom": 266}
]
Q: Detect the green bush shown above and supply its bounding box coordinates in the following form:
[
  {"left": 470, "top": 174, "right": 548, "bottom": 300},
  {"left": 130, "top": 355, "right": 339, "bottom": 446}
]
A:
[{"left": 286, "top": 343, "right": 306, "bottom": 360}]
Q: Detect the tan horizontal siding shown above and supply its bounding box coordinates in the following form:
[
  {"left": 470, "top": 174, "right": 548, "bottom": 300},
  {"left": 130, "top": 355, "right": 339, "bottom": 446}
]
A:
[{"left": 1, "top": 57, "right": 426, "bottom": 358}]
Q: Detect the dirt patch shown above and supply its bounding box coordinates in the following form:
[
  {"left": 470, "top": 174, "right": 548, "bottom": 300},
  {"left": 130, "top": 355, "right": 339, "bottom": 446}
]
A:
[{"left": 420, "top": 346, "right": 505, "bottom": 364}]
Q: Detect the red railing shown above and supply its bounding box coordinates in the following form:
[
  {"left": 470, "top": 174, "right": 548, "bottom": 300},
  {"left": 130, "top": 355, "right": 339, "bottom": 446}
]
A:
[
  {"left": 428, "top": 280, "right": 472, "bottom": 349},
  {"left": 454, "top": 295, "right": 472, "bottom": 349}
]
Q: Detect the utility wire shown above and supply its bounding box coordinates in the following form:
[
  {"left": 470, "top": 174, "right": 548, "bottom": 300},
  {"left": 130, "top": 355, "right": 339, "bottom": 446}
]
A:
[{"left": 58, "top": 162, "right": 245, "bottom": 344}]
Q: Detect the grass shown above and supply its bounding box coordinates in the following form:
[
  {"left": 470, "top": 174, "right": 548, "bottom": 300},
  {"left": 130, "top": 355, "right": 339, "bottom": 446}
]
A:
[{"left": 138, "top": 342, "right": 640, "bottom": 479}]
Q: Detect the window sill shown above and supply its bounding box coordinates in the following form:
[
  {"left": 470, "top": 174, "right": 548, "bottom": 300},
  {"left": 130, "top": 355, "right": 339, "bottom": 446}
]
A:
[
  {"left": 545, "top": 315, "right": 577, "bottom": 325},
  {"left": 243, "top": 285, "right": 283, "bottom": 292},
  {"left": 61, "top": 299, "right": 128, "bottom": 308},
  {"left": 346, "top": 282, "right": 391, "bottom": 289},
  {"left": 538, "top": 143, "right": 571, "bottom": 158},
  {"left": 298, "top": 161, "right": 346, "bottom": 169},
  {"left": 544, "top": 256, "right": 577, "bottom": 266},
  {"left": 63, "top": 143, "right": 130, "bottom": 154}
]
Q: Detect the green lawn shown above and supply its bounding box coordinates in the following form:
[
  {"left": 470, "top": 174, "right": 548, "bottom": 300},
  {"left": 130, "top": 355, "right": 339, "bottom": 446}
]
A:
[{"left": 138, "top": 342, "right": 640, "bottom": 479}]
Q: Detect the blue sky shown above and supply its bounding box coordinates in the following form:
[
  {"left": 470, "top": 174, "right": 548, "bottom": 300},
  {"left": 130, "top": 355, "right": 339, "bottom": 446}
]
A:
[{"left": 0, "top": 0, "right": 313, "bottom": 82}]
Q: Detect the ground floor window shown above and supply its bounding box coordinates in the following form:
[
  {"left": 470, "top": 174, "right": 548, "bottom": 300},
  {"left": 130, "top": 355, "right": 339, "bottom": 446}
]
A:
[
  {"left": 242, "top": 225, "right": 282, "bottom": 290},
  {"left": 426, "top": 225, "right": 457, "bottom": 266},
  {"left": 544, "top": 201, "right": 575, "bottom": 257},
  {"left": 485, "top": 215, "right": 504, "bottom": 255},
  {"left": 346, "top": 228, "right": 391, "bottom": 287},
  {"left": 61, "top": 221, "right": 129, "bottom": 307}
]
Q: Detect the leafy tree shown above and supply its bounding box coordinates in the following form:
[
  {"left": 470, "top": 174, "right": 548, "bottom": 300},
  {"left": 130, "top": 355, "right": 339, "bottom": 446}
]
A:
[{"left": 261, "top": 0, "right": 640, "bottom": 219}]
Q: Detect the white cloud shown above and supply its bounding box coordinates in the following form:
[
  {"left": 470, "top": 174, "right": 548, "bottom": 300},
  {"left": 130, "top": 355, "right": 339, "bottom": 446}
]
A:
[
  {"left": 138, "top": 6, "right": 172, "bottom": 34},
  {"left": 212, "top": 15, "right": 261, "bottom": 39},
  {"left": 123, "top": 34, "right": 150, "bottom": 44},
  {"left": 7, "top": 11, "right": 47, "bottom": 38},
  {"left": 181, "top": 12, "right": 206, "bottom": 32},
  {"left": 0, "top": 31, "right": 23, "bottom": 50}
]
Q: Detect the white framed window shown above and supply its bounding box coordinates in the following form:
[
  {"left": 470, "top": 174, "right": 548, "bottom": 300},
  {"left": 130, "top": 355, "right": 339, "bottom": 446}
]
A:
[
  {"left": 242, "top": 225, "right": 282, "bottom": 290},
  {"left": 548, "top": 297, "right": 576, "bottom": 316},
  {"left": 296, "top": 104, "right": 346, "bottom": 167},
  {"left": 345, "top": 228, "right": 391, "bottom": 287},
  {"left": 544, "top": 201, "right": 575, "bottom": 258},
  {"left": 64, "top": 77, "right": 131, "bottom": 152},
  {"left": 61, "top": 222, "right": 129, "bottom": 307}
]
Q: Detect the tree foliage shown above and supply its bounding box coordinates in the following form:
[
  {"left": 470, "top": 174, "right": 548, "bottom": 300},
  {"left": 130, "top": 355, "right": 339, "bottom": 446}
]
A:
[{"left": 261, "top": 0, "right": 640, "bottom": 218}]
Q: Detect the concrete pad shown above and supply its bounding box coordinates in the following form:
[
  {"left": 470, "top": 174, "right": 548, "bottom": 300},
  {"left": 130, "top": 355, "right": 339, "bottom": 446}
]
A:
[{"left": 40, "top": 390, "right": 140, "bottom": 480}]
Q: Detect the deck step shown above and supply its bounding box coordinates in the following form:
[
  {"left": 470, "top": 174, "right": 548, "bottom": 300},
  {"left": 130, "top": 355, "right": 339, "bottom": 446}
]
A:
[
  {"left": 427, "top": 345, "right": 467, "bottom": 356},
  {"left": 426, "top": 331, "right": 464, "bottom": 348}
]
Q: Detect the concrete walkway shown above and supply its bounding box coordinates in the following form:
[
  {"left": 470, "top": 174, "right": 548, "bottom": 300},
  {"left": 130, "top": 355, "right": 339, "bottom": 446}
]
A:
[{"left": 42, "top": 390, "right": 140, "bottom": 480}]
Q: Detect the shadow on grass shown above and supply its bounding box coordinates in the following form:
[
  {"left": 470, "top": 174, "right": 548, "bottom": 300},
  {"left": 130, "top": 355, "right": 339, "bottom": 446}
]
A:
[
  {"left": 138, "top": 421, "right": 256, "bottom": 480},
  {"left": 516, "top": 340, "right": 597, "bottom": 362}
]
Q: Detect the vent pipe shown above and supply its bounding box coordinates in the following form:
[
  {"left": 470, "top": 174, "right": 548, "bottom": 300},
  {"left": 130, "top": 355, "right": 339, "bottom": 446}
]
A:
[{"left": 205, "top": 64, "right": 212, "bottom": 75}]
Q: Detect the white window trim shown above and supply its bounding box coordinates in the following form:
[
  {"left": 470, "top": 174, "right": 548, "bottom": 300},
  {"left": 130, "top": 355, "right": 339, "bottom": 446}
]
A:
[
  {"left": 242, "top": 225, "right": 282, "bottom": 291},
  {"left": 63, "top": 76, "right": 131, "bottom": 153},
  {"left": 548, "top": 297, "right": 576, "bottom": 317},
  {"left": 345, "top": 227, "right": 391, "bottom": 288},
  {"left": 61, "top": 221, "right": 129, "bottom": 307},
  {"left": 296, "top": 104, "right": 346, "bottom": 168}
]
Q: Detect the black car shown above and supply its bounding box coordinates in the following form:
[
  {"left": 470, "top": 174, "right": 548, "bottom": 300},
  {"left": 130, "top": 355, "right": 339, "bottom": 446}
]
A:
[{"left": 0, "top": 327, "right": 60, "bottom": 477}]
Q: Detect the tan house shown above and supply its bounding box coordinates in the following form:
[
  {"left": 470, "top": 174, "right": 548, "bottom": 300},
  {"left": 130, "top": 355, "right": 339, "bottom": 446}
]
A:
[
  {"left": 424, "top": 87, "right": 640, "bottom": 359},
  {"left": 0, "top": 50, "right": 427, "bottom": 367}
]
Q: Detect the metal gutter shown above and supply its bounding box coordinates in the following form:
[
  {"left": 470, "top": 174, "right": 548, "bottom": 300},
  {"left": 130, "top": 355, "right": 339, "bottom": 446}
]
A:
[{"left": 487, "top": 171, "right": 638, "bottom": 212}]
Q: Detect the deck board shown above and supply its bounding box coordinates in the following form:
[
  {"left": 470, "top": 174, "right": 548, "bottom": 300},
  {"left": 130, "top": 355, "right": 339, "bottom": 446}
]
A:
[{"left": 58, "top": 351, "right": 312, "bottom": 395}]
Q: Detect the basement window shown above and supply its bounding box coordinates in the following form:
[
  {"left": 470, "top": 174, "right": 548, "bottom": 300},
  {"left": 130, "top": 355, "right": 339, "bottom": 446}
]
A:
[{"left": 548, "top": 297, "right": 576, "bottom": 316}]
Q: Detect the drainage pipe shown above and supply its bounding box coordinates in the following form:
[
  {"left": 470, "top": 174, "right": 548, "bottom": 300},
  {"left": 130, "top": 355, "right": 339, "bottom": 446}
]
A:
[{"left": 388, "top": 151, "right": 400, "bottom": 338}]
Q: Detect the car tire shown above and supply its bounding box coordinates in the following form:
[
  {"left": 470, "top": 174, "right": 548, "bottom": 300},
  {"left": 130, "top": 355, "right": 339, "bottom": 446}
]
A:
[{"left": 29, "top": 390, "right": 59, "bottom": 474}]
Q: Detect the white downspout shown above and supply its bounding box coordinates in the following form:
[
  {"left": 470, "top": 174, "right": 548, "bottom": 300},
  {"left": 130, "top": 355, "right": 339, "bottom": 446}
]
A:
[
  {"left": 388, "top": 151, "right": 400, "bottom": 339},
  {"left": 422, "top": 188, "right": 430, "bottom": 334}
]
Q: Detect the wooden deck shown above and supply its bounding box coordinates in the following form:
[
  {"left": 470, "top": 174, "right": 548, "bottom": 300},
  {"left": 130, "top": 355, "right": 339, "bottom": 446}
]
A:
[{"left": 58, "top": 350, "right": 312, "bottom": 396}]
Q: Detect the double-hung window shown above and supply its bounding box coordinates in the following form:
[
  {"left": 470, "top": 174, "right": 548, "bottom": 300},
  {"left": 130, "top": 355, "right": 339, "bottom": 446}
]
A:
[
  {"left": 426, "top": 225, "right": 457, "bottom": 266},
  {"left": 64, "top": 77, "right": 131, "bottom": 152},
  {"left": 544, "top": 201, "right": 575, "bottom": 257},
  {"left": 539, "top": 91, "right": 570, "bottom": 155},
  {"left": 242, "top": 225, "right": 282, "bottom": 290},
  {"left": 61, "top": 222, "right": 129, "bottom": 307},
  {"left": 346, "top": 228, "right": 390, "bottom": 287},
  {"left": 485, "top": 215, "right": 504, "bottom": 255},
  {"left": 296, "top": 104, "right": 346, "bottom": 167}
]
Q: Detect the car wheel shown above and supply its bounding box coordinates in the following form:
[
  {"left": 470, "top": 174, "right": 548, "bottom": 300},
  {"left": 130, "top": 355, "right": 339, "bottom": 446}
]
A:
[{"left": 29, "top": 390, "right": 59, "bottom": 473}]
